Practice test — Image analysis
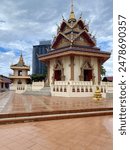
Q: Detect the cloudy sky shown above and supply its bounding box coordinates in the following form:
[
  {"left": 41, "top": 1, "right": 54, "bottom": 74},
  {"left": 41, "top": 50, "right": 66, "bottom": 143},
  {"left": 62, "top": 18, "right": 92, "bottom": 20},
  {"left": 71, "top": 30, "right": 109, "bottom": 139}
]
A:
[{"left": 0, "top": 0, "right": 113, "bottom": 76}]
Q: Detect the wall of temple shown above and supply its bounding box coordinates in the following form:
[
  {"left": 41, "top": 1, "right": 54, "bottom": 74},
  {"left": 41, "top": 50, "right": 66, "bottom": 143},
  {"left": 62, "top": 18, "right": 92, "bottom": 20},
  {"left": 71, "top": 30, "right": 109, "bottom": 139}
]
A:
[{"left": 49, "top": 55, "right": 99, "bottom": 85}]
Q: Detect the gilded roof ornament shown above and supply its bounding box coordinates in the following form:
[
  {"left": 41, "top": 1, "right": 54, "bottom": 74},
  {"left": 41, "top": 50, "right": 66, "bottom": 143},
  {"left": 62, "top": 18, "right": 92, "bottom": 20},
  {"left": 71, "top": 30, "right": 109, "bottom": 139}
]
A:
[
  {"left": 17, "top": 53, "right": 25, "bottom": 66},
  {"left": 68, "top": 0, "right": 76, "bottom": 22}
]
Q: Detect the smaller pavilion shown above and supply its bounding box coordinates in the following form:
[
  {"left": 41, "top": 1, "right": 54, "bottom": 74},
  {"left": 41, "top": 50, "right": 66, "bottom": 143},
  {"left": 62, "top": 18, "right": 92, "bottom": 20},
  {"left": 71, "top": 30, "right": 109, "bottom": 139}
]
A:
[{"left": 10, "top": 54, "right": 30, "bottom": 86}]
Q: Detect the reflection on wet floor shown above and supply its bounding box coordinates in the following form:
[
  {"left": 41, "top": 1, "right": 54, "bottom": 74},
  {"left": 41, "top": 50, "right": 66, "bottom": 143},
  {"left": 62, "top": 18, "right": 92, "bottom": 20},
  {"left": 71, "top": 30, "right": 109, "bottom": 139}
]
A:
[
  {"left": 103, "top": 117, "right": 113, "bottom": 135},
  {"left": 0, "top": 116, "right": 113, "bottom": 150},
  {"left": 0, "top": 91, "right": 113, "bottom": 114}
]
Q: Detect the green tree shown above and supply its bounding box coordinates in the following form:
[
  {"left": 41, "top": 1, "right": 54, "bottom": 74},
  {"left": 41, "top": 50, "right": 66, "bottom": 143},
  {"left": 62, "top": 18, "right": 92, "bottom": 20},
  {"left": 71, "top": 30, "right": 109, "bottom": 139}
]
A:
[
  {"left": 101, "top": 65, "right": 106, "bottom": 77},
  {"left": 31, "top": 74, "right": 47, "bottom": 82}
]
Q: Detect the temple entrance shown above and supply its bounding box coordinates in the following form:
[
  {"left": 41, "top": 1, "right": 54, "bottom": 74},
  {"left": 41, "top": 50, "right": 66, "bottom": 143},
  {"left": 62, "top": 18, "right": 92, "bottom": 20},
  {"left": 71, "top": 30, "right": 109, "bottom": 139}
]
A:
[
  {"left": 52, "top": 60, "right": 65, "bottom": 83},
  {"left": 84, "top": 69, "right": 92, "bottom": 81},
  {"left": 54, "top": 70, "right": 61, "bottom": 81}
]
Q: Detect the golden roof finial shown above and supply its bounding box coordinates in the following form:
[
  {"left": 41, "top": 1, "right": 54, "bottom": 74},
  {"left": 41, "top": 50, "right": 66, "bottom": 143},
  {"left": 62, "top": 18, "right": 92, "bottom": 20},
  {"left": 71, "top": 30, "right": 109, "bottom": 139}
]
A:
[
  {"left": 18, "top": 52, "right": 25, "bottom": 66},
  {"left": 71, "top": 0, "right": 74, "bottom": 12},
  {"left": 69, "top": 0, "right": 76, "bottom": 21}
]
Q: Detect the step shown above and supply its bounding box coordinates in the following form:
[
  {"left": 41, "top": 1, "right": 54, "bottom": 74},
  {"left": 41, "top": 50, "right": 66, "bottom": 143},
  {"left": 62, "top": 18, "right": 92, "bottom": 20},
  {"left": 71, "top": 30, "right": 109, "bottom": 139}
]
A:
[
  {"left": 0, "top": 107, "right": 113, "bottom": 119},
  {"left": 0, "top": 110, "right": 113, "bottom": 124},
  {"left": 23, "top": 91, "right": 51, "bottom": 96}
]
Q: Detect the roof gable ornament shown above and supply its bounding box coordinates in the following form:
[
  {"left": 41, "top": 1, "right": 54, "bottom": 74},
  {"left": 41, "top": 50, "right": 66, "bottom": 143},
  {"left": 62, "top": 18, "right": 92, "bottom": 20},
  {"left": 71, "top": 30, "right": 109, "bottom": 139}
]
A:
[
  {"left": 68, "top": 0, "right": 76, "bottom": 23},
  {"left": 18, "top": 53, "right": 25, "bottom": 66}
]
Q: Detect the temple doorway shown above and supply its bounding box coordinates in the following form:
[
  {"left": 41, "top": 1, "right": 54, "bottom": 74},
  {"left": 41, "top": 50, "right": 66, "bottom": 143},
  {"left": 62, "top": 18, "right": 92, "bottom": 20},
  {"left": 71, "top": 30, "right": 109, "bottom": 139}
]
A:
[
  {"left": 54, "top": 70, "right": 61, "bottom": 81},
  {"left": 84, "top": 69, "right": 92, "bottom": 81}
]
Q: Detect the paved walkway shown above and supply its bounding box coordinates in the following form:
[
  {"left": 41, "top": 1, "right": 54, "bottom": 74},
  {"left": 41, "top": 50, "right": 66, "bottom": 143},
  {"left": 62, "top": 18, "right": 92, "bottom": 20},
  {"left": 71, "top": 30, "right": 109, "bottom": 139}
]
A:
[
  {"left": 0, "top": 92, "right": 14, "bottom": 112},
  {"left": 0, "top": 91, "right": 112, "bottom": 114},
  {"left": 0, "top": 116, "right": 112, "bottom": 150}
]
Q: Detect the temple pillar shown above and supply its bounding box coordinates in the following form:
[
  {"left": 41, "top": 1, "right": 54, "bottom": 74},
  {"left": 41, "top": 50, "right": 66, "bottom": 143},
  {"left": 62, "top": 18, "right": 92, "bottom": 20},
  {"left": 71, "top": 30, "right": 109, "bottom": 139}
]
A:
[
  {"left": 47, "top": 61, "right": 50, "bottom": 86},
  {"left": 98, "top": 60, "right": 101, "bottom": 85},
  {"left": 70, "top": 56, "right": 74, "bottom": 80}
]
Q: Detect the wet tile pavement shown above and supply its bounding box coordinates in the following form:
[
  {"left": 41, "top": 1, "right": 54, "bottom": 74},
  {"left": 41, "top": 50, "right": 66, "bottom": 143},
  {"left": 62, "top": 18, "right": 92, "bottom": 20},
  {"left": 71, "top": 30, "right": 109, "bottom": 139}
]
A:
[
  {"left": 0, "top": 116, "right": 112, "bottom": 150},
  {"left": 0, "top": 92, "right": 112, "bottom": 114}
]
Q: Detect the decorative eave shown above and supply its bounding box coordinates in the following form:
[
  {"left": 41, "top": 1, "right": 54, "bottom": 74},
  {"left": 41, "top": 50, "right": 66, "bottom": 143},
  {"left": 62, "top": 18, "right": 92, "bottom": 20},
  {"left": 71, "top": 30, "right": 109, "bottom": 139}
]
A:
[
  {"left": 10, "top": 65, "right": 30, "bottom": 70},
  {"left": 9, "top": 75, "right": 30, "bottom": 79},
  {"left": 39, "top": 47, "right": 110, "bottom": 63}
]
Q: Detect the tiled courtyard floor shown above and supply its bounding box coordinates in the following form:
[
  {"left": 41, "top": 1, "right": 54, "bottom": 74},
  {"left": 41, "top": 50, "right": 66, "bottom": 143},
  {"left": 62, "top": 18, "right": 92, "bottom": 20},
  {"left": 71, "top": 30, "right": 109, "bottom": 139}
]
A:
[
  {"left": 0, "top": 91, "right": 112, "bottom": 114},
  {"left": 0, "top": 116, "right": 112, "bottom": 150}
]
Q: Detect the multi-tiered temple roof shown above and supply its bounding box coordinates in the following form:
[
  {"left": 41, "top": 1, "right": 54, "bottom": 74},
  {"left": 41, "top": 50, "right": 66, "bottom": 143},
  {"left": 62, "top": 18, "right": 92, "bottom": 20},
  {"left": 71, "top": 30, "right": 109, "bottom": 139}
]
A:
[
  {"left": 11, "top": 54, "right": 30, "bottom": 70},
  {"left": 39, "top": 1, "right": 110, "bottom": 64}
]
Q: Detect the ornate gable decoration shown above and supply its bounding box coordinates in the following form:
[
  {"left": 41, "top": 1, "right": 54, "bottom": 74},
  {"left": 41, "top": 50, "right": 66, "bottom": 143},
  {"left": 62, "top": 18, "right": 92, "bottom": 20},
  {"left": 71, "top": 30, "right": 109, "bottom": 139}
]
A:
[
  {"left": 54, "top": 60, "right": 63, "bottom": 70},
  {"left": 51, "top": 1, "right": 96, "bottom": 49},
  {"left": 82, "top": 61, "right": 92, "bottom": 70}
]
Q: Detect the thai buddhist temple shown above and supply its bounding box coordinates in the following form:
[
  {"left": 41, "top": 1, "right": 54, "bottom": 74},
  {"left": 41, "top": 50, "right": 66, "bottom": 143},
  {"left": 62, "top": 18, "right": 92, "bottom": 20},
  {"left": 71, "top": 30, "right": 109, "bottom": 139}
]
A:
[
  {"left": 39, "top": 1, "right": 111, "bottom": 88},
  {"left": 10, "top": 54, "right": 30, "bottom": 86}
]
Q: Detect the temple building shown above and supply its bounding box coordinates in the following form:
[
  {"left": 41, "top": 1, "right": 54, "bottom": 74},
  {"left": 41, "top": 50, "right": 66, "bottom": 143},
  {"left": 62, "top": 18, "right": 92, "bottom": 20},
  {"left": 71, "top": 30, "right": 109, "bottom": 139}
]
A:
[
  {"left": 10, "top": 54, "right": 30, "bottom": 86},
  {"left": 0, "top": 75, "right": 11, "bottom": 92},
  {"left": 39, "top": 1, "right": 111, "bottom": 87}
]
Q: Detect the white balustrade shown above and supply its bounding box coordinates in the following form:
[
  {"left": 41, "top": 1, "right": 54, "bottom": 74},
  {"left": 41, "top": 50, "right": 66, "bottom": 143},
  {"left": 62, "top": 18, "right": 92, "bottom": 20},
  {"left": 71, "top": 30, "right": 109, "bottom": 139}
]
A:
[
  {"left": 15, "top": 84, "right": 27, "bottom": 93},
  {"left": 51, "top": 81, "right": 113, "bottom": 98},
  {"left": 32, "top": 81, "right": 44, "bottom": 91},
  {"left": 100, "top": 81, "right": 113, "bottom": 87}
]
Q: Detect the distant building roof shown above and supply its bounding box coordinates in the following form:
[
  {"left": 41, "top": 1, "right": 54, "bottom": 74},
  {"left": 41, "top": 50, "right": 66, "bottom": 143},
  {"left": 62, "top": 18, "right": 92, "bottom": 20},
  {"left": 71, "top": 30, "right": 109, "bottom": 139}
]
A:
[
  {"left": 39, "top": 40, "right": 51, "bottom": 45},
  {"left": 102, "top": 76, "right": 113, "bottom": 82},
  {"left": 0, "top": 75, "right": 12, "bottom": 83}
]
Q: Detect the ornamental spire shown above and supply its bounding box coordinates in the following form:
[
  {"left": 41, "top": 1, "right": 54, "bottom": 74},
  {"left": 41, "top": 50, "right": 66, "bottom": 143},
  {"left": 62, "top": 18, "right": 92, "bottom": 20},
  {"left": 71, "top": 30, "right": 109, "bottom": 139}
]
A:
[
  {"left": 69, "top": 0, "right": 76, "bottom": 22},
  {"left": 18, "top": 53, "right": 25, "bottom": 66}
]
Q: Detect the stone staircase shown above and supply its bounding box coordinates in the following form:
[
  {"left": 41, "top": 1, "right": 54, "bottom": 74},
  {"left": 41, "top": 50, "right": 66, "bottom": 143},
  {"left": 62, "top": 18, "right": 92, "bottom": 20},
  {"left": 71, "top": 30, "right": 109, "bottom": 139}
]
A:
[
  {"left": 0, "top": 108, "right": 113, "bottom": 124},
  {"left": 23, "top": 87, "right": 51, "bottom": 96}
]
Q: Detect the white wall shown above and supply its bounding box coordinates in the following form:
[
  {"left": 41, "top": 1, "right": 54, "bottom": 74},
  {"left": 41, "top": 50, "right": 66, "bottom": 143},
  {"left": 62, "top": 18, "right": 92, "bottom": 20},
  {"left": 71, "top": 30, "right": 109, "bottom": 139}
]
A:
[
  {"left": 91, "top": 57, "right": 98, "bottom": 84},
  {"left": 62, "top": 56, "right": 70, "bottom": 81},
  {"left": 74, "top": 56, "right": 83, "bottom": 81},
  {"left": 49, "top": 56, "right": 99, "bottom": 84},
  {"left": 50, "top": 59, "right": 55, "bottom": 85}
]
